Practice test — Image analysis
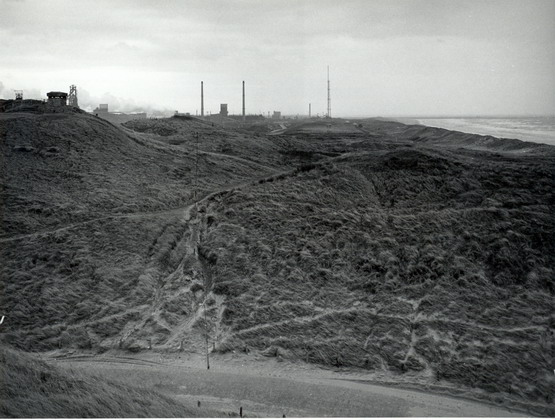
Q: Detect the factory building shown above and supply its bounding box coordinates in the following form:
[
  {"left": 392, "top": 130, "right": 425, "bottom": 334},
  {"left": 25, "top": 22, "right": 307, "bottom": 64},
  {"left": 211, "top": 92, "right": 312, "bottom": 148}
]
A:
[
  {"left": 93, "top": 104, "right": 109, "bottom": 114},
  {"left": 92, "top": 103, "right": 146, "bottom": 124},
  {"left": 219, "top": 104, "right": 228, "bottom": 117}
]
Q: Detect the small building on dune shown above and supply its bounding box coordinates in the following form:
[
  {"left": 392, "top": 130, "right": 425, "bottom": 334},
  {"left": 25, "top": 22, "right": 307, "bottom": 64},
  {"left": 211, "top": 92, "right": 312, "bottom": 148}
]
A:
[{"left": 46, "top": 91, "right": 68, "bottom": 108}]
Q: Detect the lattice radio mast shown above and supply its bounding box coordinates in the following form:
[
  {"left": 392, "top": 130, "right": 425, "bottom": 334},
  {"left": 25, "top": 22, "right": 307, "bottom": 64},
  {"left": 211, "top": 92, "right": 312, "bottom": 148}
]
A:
[
  {"left": 327, "top": 66, "right": 331, "bottom": 118},
  {"left": 201, "top": 81, "right": 204, "bottom": 117}
]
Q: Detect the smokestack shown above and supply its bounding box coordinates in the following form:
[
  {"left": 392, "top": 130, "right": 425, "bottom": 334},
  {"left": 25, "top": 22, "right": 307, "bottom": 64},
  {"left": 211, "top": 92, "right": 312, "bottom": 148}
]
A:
[
  {"left": 309, "top": 103, "right": 311, "bottom": 118},
  {"left": 201, "top": 81, "right": 204, "bottom": 118},
  {"left": 327, "top": 66, "right": 331, "bottom": 118},
  {"left": 242, "top": 81, "right": 245, "bottom": 122}
]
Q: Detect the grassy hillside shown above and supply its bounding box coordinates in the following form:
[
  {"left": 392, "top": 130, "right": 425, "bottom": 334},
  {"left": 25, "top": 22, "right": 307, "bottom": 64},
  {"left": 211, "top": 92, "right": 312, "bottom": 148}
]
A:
[
  {"left": 196, "top": 145, "right": 554, "bottom": 413},
  {"left": 0, "top": 345, "right": 213, "bottom": 417},
  {"left": 1, "top": 112, "right": 282, "bottom": 236},
  {"left": 0, "top": 111, "right": 293, "bottom": 353},
  {"left": 1, "top": 113, "right": 553, "bottom": 415}
]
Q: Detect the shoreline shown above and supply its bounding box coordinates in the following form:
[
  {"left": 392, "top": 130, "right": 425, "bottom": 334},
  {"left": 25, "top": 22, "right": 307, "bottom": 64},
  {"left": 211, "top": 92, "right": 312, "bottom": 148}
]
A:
[{"left": 402, "top": 117, "right": 555, "bottom": 146}]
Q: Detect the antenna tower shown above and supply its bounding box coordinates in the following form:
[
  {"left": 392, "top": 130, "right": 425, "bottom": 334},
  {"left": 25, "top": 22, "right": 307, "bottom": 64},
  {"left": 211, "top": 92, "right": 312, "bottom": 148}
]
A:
[
  {"left": 201, "top": 81, "right": 204, "bottom": 117},
  {"left": 68, "top": 85, "right": 78, "bottom": 108},
  {"left": 242, "top": 81, "right": 245, "bottom": 122},
  {"left": 327, "top": 66, "right": 331, "bottom": 118},
  {"left": 192, "top": 131, "right": 200, "bottom": 206}
]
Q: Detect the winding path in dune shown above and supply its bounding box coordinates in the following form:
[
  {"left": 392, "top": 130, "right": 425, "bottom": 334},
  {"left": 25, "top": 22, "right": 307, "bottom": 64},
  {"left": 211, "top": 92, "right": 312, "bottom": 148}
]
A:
[{"left": 51, "top": 352, "right": 527, "bottom": 417}]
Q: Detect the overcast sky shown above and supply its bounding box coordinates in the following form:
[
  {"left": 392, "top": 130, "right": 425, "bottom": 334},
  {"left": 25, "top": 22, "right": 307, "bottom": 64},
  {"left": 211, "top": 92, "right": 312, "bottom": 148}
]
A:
[{"left": 1, "top": 0, "right": 554, "bottom": 116}]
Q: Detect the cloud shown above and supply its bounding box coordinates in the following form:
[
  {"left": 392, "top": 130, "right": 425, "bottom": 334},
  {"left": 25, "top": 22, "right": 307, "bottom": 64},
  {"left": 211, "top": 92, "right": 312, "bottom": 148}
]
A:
[
  {"left": 0, "top": 80, "right": 42, "bottom": 100},
  {"left": 1, "top": 0, "right": 554, "bottom": 115},
  {"left": 76, "top": 87, "right": 172, "bottom": 114},
  {"left": 0, "top": 81, "right": 171, "bottom": 115}
]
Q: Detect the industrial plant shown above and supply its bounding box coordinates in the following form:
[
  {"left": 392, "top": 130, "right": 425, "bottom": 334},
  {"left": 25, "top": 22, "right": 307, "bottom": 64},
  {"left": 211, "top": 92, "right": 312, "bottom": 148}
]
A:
[
  {"left": 92, "top": 103, "right": 147, "bottom": 124},
  {"left": 0, "top": 65, "right": 334, "bottom": 123},
  {"left": 2, "top": 0, "right": 554, "bottom": 416},
  {"left": 0, "top": 85, "right": 80, "bottom": 113},
  {"left": 1, "top": 60, "right": 554, "bottom": 418}
]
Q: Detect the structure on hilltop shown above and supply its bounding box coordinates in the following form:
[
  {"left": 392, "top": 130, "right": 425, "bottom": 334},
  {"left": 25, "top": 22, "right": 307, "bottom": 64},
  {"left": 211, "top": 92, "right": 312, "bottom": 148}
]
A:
[
  {"left": 47, "top": 91, "right": 67, "bottom": 108},
  {"left": 242, "top": 81, "right": 246, "bottom": 122},
  {"left": 219, "top": 104, "right": 228, "bottom": 117},
  {"left": 1, "top": 90, "right": 80, "bottom": 113},
  {"left": 327, "top": 66, "right": 331, "bottom": 118},
  {"left": 68, "top": 85, "right": 79, "bottom": 108}
]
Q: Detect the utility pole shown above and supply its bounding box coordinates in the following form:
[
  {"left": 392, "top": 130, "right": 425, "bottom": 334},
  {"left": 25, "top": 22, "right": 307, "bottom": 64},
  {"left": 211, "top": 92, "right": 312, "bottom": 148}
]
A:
[
  {"left": 202, "top": 301, "right": 210, "bottom": 370},
  {"left": 194, "top": 132, "right": 199, "bottom": 202}
]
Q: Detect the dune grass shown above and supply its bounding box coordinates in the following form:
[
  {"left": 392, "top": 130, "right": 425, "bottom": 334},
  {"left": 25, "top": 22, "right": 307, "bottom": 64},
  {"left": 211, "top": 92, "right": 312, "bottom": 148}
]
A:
[
  {"left": 1, "top": 112, "right": 282, "bottom": 236},
  {"left": 0, "top": 345, "right": 209, "bottom": 418},
  {"left": 1, "top": 113, "right": 553, "bottom": 415},
  {"left": 198, "top": 147, "right": 554, "bottom": 412}
]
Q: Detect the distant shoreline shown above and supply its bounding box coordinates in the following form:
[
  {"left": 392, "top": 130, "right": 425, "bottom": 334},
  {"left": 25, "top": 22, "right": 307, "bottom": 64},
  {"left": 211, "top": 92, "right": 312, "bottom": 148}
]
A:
[{"left": 392, "top": 116, "right": 555, "bottom": 146}]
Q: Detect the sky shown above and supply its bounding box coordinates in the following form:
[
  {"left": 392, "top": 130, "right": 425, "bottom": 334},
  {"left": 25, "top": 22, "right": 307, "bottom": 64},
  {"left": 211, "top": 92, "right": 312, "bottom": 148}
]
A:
[{"left": 1, "top": 0, "right": 554, "bottom": 117}]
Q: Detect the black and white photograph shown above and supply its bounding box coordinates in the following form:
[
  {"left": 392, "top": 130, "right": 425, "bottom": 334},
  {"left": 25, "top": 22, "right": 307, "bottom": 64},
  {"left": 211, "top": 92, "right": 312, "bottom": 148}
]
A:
[{"left": 1, "top": 0, "right": 554, "bottom": 417}]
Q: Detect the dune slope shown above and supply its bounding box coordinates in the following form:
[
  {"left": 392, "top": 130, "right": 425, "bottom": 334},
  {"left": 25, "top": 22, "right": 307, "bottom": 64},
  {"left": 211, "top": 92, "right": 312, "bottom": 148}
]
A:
[
  {"left": 1, "top": 114, "right": 553, "bottom": 415},
  {"left": 0, "top": 345, "right": 211, "bottom": 417}
]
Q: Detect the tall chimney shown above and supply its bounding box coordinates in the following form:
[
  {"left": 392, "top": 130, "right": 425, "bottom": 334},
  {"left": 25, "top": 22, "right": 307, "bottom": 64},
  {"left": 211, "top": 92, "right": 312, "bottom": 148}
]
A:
[
  {"left": 327, "top": 66, "right": 331, "bottom": 118},
  {"left": 242, "top": 81, "right": 245, "bottom": 122},
  {"left": 201, "top": 81, "right": 204, "bottom": 117},
  {"left": 309, "top": 103, "right": 311, "bottom": 118}
]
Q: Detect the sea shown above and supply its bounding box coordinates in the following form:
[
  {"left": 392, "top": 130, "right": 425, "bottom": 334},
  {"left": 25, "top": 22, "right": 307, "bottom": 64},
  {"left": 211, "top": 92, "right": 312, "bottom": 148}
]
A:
[{"left": 411, "top": 117, "right": 555, "bottom": 147}]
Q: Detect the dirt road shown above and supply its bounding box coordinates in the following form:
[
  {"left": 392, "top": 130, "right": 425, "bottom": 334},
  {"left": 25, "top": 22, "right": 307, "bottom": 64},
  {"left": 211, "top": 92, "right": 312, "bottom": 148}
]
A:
[{"left": 51, "top": 352, "right": 525, "bottom": 417}]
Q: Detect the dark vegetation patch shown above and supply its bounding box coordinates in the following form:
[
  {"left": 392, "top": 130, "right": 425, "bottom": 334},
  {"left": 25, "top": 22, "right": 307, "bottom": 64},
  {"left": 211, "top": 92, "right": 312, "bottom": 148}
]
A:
[
  {"left": 0, "top": 113, "right": 285, "bottom": 236},
  {"left": 124, "top": 119, "right": 178, "bottom": 136},
  {"left": 1, "top": 114, "right": 554, "bottom": 415},
  {"left": 0, "top": 215, "right": 180, "bottom": 351},
  {"left": 0, "top": 345, "right": 206, "bottom": 417},
  {"left": 0, "top": 112, "right": 292, "bottom": 354},
  {"left": 200, "top": 148, "right": 554, "bottom": 411}
]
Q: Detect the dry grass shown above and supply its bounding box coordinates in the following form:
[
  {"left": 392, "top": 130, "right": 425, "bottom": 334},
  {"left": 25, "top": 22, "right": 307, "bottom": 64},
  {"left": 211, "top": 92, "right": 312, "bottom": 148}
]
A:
[
  {"left": 1, "top": 112, "right": 554, "bottom": 415},
  {"left": 0, "top": 111, "right": 290, "bottom": 354},
  {"left": 0, "top": 345, "right": 210, "bottom": 417},
  {"left": 198, "top": 146, "right": 554, "bottom": 413},
  {"left": 1, "top": 112, "right": 283, "bottom": 236}
]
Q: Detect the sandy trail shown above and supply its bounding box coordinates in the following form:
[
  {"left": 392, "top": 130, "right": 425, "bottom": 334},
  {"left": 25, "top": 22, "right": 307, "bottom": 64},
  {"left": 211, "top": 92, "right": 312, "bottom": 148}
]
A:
[
  {"left": 0, "top": 166, "right": 296, "bottom": 244},
  {"left": 51, "top": 352, "right": 525, "bottom": 417}
]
